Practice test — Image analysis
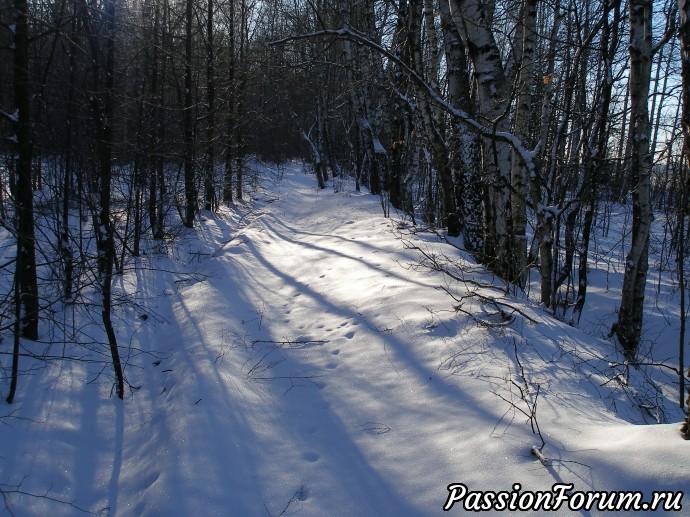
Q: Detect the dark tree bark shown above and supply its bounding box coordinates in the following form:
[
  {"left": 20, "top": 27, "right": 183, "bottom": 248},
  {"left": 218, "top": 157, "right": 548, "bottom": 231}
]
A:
[
  {"left": 99, "top": 0, "right": 125, "bottom": 399},
  {"left": 678, "top": 0, "right": 690, "bottom": 438},
  {"left": 80, "top": 0, "right": 125, "bottom": 399},
  {"left": 571, "top": 0, "right": 621, "bottom": 325},
  {"left": 233, "top": 0, "right": 249, "bottom": 202},
  {"left": 222, "top": 0, "right": 235, "bottom": 205},
  {"left": 6, "top": 0, "right": 40, "bottom": 404},
  {"left": 148, "top": 0, "right": 166, "bottom": 239},
  {"left": 12, "top": 0, "right": 39, "bottom": 342},
  {"left": 183, "top": 0, "right": 196, "bottom": 227},
  {"left": 204, "top": 0, "right": 216, "bottom": 211}
]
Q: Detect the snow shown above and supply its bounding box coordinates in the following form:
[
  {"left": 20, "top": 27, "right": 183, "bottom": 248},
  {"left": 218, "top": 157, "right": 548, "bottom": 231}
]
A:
[
  {"left": 372, "top": 137, "right": 387, "bottom": 155},
  {"left": 1, "top": 163, "right": 689, "bottom": 516}
]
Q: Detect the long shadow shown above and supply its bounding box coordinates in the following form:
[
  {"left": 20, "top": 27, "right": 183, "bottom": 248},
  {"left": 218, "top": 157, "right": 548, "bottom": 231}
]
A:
[
  {"left": 239, "top": 219, "right": 512, "bottom": 421},
  {"left": 210, "top": 220, "right": 532, "bottom": 502},
  {"left": 254, "top": 215, "right": 432, "bottom": 290},
  {"left": 1, "top": 334, "right": 121, "bottom": 514},
  {"left": 155, "top": 257, "right": 419, "bottom": 514},
  {"left": 113, "top": 180, "right": 599, "bottom": 513},
  {"left": 107, "top": 398, "right": 124, "bottom": 514}
]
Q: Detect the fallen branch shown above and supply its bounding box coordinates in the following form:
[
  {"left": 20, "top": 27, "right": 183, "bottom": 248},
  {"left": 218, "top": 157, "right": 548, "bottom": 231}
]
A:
[{"left": 531, "top": 445, "right": 548, "bottom": 465}]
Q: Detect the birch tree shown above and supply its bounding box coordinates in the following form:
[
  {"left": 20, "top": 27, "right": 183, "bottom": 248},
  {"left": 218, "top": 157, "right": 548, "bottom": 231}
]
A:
[
  {"left": 615, "top": 0, "right": 654, "bottom": 360},
  {"left": 448, "top": 0, "right": 515, "bottom": 280},
  {"left": 339, "top": 0, "right": 385, "bottom": 195},
  {"left": 438, "top": 0, "right": 482, "bottom": 249},
  {"left": 408, "top": 0, "right": 459, "bottom": 236}
]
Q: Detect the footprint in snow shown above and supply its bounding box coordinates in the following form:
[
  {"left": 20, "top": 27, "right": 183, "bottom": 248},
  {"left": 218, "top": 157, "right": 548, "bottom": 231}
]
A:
[{"left": 301, "top": 451, "right": 320, "bottom": 463}]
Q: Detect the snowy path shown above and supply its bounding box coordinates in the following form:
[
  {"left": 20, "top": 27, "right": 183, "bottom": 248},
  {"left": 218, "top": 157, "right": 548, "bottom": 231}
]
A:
[
  {"left": 115, "top": 169, "right": 687, "bottom": 516},
  {"left": 123, "top": 172, "right": 498, "bottom": 516},
  {"left": 117, "top": 170, "right": 545, "bottom": 516},
  {"left": 3, "top": 166, "right": 690, "bottom": 516}
]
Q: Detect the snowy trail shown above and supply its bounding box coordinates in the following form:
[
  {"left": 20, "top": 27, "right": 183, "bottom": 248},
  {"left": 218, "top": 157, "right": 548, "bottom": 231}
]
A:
[
  {"left": 117, "top": 169, "right": 690, "bottom": 516},
  {"left": 4, "top": 166, "right": 690, "bottom": 516},
  {"left": 119, "top": 171, "right": 533, "bottom": 516}
]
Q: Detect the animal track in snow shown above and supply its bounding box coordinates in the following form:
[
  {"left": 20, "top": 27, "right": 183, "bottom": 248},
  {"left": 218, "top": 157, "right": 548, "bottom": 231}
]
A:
[
  {"left": 141, "top": 471, "right": 160, "bottom": 490},
  {"left": 301, "top": 451, "right": 320, "bottom": 462}
]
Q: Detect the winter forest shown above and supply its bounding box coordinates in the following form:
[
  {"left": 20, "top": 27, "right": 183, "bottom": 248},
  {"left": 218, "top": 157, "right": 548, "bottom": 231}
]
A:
[{"left": 1, "top": 0, "right": 690, "bottom": 512}]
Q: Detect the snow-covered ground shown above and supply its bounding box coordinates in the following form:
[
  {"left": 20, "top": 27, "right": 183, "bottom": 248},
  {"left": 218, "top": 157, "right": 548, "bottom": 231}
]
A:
[{"left": 1, "top": 162, "right": 689, "bottom": 516}]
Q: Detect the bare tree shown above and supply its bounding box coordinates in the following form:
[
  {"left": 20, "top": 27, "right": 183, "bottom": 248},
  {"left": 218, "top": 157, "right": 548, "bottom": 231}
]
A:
[
  {"left": 510, "top": 0, "right": 538, "bottom": 288},
  {"left": 407, "top": 0, "right": 459, "bottom": 236},
  {"left": 4, "top": 0, "right": 40, "bottom": 403},
  {"left": 204, "top": 0, "right": 217, "bottom": 211},
  {"left": 79, "top": 0, "right": 125, "bottom": 398},
  {"left": 10, "top": 0, "right": 39, "bottom": 341},
  {"left": 183, "top": 0, "right": 196, "bottom": 227}
]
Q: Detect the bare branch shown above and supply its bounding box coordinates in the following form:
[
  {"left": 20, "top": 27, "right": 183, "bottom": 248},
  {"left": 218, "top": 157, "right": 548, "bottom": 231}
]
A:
[{"left": 267, "top": 27, "right": 540, "bottom": 173}]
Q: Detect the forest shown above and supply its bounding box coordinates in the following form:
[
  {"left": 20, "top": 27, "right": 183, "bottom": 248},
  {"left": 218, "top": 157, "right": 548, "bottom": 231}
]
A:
[{"left": 1, "top": 0, "right": 690, "bottom": 512}]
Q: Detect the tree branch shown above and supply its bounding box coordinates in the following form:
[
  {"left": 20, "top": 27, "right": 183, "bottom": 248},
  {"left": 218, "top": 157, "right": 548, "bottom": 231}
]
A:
[{"left": 267, "top": 27, "right": 540, "bottom": 174}]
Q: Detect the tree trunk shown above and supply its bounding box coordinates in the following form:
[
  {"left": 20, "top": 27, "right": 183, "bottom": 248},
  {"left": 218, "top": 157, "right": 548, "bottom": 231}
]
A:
[
  {"left": 13, "top": 0, "right": 39, "bottom": 342},
  {"left": 339, "top": 0, "right": 385, "bottom": 197},
  {"left": 408, "top": 0, "right": 459, "bottom": 236},
  {"left": 102, "top": 0, "right": 124, "bottom": 399},
  {"left": 183, "top": 0, "right": 196, "bottom": 227},
  {"left": 222, "top": 0, "right": 235, "bottom": 205},
  {"left": 148, "top": 0, "right": 165, "bottom": 239},
  {"left": 235, "top": 0, "right": 248, "bottom": 202},
  {"left": 204, "top": 0, "right": 216, "bottom": 211},
  {"left": 615, "top": 0, "right": 653, "bottom": 360},
  {"left": 677, "top": 0, "right": 690, "bottom": 438},
  {"left": 438, "top": 0, "right": 482, "bottom": 249},
  {"left": 510, "top": 0, "right": 537, "bottom": 288},
  {"left": 572, "top": 0, "right": 621, "bottom": 325},
  {"left": 449, "top": 0, "right": 514, "bottom": 279}
]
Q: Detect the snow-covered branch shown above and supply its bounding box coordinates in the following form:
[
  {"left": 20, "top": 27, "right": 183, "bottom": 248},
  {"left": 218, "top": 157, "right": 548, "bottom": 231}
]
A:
[
  {"left": 268, "top": 27, "right": 540, "bottom": 174},
  {"left": 0, "top": 109, "right": 19, "bottom": 124}
]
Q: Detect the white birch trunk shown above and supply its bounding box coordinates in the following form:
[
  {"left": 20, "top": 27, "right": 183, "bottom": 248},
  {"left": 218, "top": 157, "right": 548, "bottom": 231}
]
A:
[
  {"left": 438, "top": 0, "right": 483, "bottom": 248},
  {"left": 448, "top": 0, "right": 513, "bottom": 278},
  {"left": 616, "top": 0, "right": 653, "bottom": 359}
]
